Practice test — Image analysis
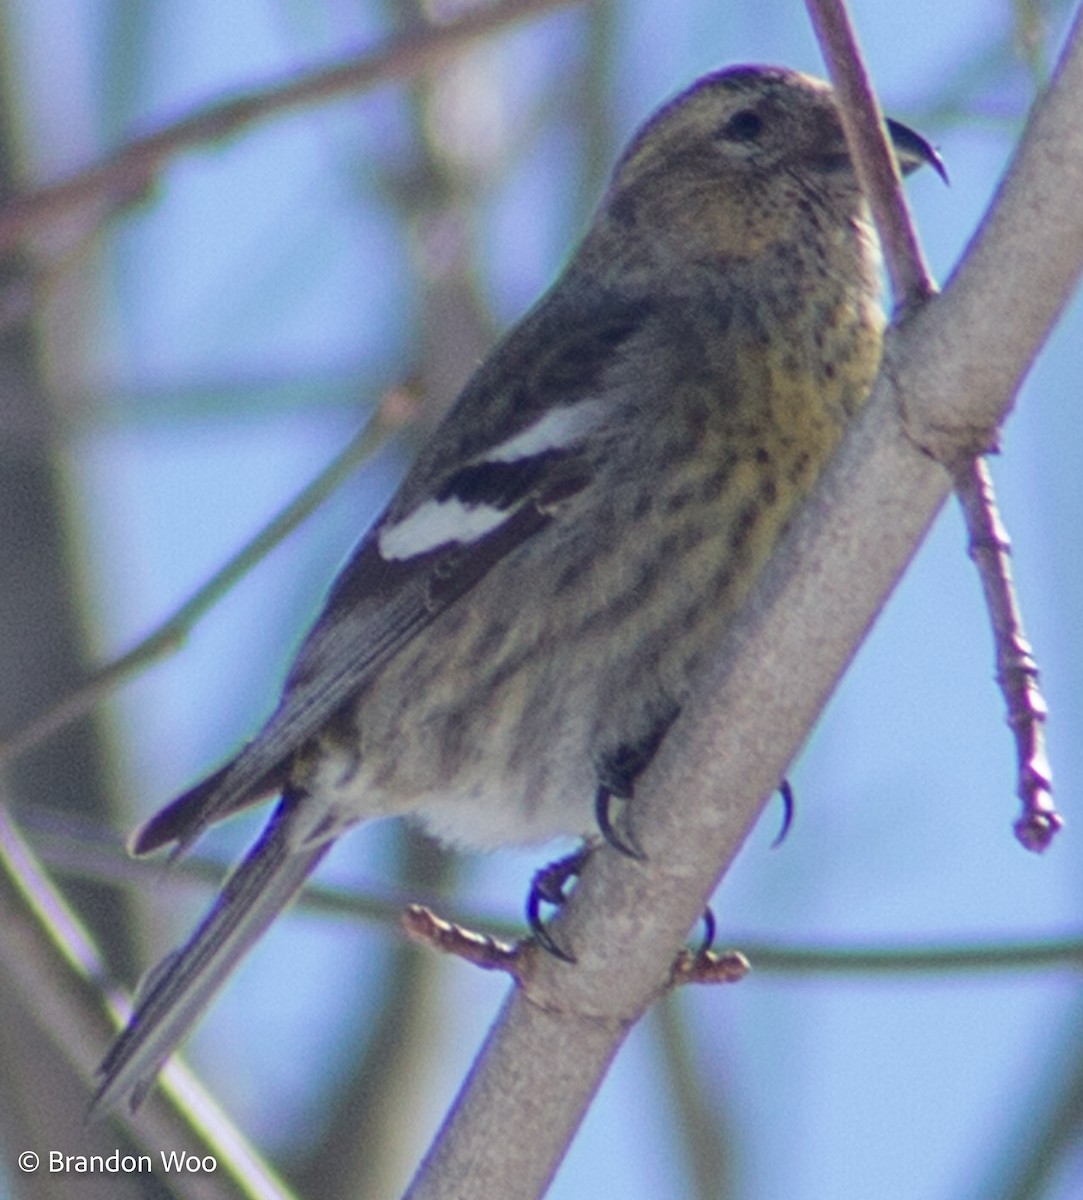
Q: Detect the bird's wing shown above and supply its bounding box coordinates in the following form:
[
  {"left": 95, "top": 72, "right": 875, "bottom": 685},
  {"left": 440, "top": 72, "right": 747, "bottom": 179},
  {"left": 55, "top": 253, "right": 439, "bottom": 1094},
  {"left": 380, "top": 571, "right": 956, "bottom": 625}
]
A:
[
  {"left": 102, "top": 300, "right": 657, "bottom": 1114},
  {"left": 133, "top": 298, "right": 655, "bottom": 857}
]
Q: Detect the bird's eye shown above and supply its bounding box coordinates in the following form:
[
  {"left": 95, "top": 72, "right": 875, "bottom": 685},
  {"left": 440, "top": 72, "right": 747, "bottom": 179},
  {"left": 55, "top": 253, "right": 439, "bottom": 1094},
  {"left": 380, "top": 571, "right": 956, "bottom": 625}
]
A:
[{"left": 720, "top": 109, "right": 764, "bottom": 142}]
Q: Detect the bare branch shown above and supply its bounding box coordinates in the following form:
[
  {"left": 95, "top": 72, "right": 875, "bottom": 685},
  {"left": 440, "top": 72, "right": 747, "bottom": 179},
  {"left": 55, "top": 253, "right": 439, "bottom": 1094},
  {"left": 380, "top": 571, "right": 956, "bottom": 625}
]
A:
[
  {"left": 403, "top": 903, "right": 749, "bottom": 989},
  {"left": 0, "top": 387, "right": 411, "bottom": 768},
  {"left": 899, "top": 3, "right": 1083, "bottom": 457},
  {"left": 806, "top": 0, "right": 937, "bottom": 307},
  {"left": 741, "top": 935, "right": 1083, "bottom": 976},
  {"left": 809, "top": 0, "right": 1062, "bottom": 851},
  {"left": 403, "top": 904, "right": 530, "bottom": 977},
  {"left": 951, "top": 456, "right": 1058, "bottom": 849},
  {"left": 669, "top": 948, "right": 750, "bottom": 989},
  {"left": 0, "top": 0, "right": 579, "bottom": 258}
]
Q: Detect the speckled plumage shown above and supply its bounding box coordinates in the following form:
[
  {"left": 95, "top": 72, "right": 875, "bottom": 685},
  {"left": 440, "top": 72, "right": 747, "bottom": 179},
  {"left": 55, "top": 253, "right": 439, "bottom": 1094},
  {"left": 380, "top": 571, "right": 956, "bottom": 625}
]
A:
[{"left": 93, "top": 65, "right": 940, "bottom": 1115}]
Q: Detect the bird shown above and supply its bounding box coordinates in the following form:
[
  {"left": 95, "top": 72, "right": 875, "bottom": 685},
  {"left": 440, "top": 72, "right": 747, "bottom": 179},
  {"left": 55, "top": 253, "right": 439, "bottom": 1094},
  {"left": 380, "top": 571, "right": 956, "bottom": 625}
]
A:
[{"left": 92, "top": 64, "right": 943, "bottom": 1115}]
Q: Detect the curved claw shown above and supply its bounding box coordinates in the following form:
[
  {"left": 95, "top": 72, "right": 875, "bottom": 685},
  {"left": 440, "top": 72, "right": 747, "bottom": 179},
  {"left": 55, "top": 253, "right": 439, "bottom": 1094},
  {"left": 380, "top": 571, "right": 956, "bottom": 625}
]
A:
[
  {"left": 698, "top": 906, "right": 717, "bottom": 956},
  {"left": 595, "top": 786, "right": 647, "bottom": 861},
  {"left": 526, "top": 848, "right": 589, "bottom": 963},
  {"left": 771, "top": 779, "right": 795, "bottom": 848}
]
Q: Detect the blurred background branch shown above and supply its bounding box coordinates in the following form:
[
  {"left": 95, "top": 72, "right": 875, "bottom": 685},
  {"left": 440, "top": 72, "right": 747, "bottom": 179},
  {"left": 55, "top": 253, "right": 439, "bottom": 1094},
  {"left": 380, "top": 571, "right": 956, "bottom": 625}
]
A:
[{"left": 0, "top": 0, "right": 578, "bottom": 264}]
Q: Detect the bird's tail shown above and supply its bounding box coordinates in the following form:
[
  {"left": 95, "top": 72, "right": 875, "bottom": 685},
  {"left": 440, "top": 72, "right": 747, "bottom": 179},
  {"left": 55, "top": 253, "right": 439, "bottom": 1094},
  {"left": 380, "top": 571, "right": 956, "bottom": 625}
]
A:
[{"left": 90, "top": 796, "right": 330, "bottom": 1117}]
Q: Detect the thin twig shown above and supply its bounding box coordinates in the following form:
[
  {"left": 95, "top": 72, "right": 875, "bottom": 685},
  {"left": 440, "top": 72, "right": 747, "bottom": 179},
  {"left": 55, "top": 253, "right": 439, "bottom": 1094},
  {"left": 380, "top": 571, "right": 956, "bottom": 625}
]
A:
[
  {"left": 669, "top": 948, "right": 750, "bottom": 988},
  {"left": 402, "top": 904, "right": 531, "bottom": 976},
  {"left": 741, "top": 935, "right": 1083, "bottom": 975},
  {"left": 651, "top": 1002, "right": 736, "bottom": 1200},
  {"left": 403, "top": 903, "right": 749, "bottom": 990},
  {"left": 0, "top": 0, "right": 577, "bottom": 258},
  {"left": 0, "top": 387, "right": 412, "bottom": 767},
  {"left": 805, "top": 0, "right": 938, "bottom": 308},
  {"left": 951, "top": 455, "right": 1060, "bottom": 850},
  {"left": 808, "top": 0, "right": 1061, "bottom": 853}
]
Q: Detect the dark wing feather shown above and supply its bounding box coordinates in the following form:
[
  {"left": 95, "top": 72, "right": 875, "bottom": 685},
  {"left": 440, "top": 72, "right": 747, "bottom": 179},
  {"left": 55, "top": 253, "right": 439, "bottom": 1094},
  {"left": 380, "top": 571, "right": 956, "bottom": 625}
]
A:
[
  {"left": 134, "top": 466, "right": 592, "bottom": 856},
  {"left": 133, "top": 295, "right": 657, "bottom": 856}
]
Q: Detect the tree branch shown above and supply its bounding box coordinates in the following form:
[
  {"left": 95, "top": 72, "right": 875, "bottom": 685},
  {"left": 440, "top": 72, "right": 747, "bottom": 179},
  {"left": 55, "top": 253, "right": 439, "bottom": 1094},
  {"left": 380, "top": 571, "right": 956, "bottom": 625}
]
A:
[
  {"left": 805, "top": 0, "right": 938, "bottom": 307},
  {"left": 899, "top": 2, "right": 1083, "bottom": 457},
  {"left": 950, "top": 455, "right": 1057, "bottom": 849},
  {"left": 811, "top": 0, "right": 1061, "bottom": 849},
  {"left": 403, "top": 8, "right": 1083, "bottom": 1198},
  {"left": 0, "top": 391, "right": 407, "bottom": 769},
  {"left": 0, "top": 0, "right": 578, "bottom": 258}
]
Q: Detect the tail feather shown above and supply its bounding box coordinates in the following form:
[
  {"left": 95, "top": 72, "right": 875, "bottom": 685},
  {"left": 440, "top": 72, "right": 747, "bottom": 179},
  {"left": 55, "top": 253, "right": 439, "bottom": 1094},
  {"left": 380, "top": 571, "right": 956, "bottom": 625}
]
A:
[
  {"left": 91, "top": 797, "right": 329, "bottom": 1117},
  {"left": 131, "top": 760, "right": 286, "bottom": 857}
]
